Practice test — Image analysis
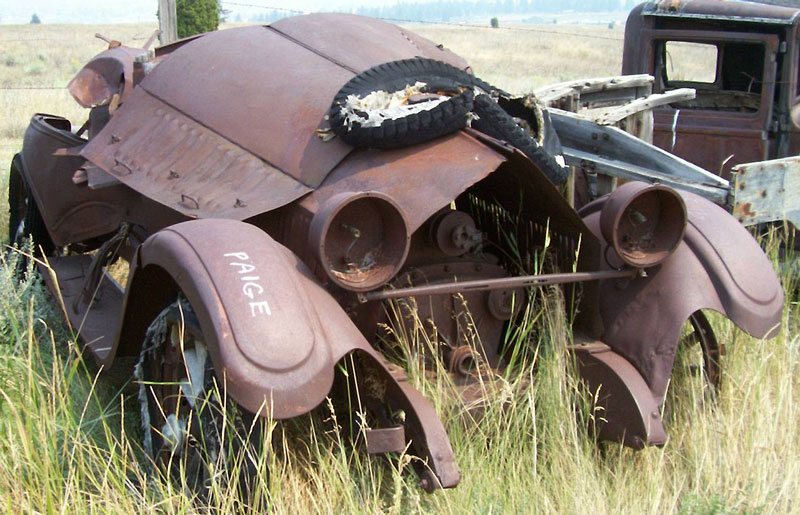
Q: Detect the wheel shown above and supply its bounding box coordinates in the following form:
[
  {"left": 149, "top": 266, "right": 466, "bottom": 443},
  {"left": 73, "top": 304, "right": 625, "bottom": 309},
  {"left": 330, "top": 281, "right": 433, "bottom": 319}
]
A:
[
  {"left": 7, "top": 154, "right": 54, "bottom": 254},
  {"left": 471, "top": 94, "right": 570, "bottom": 186},
  {"left": 135, "top": 299, "right": 264, "bottom": 500},
  {"left": 673, "top": 311, "right": 723, "bottom": 397},
  {"left": 328, "top": 57, "right": 494, "bottom": 149},
  {"left": 685, "top": 311, "right": 723, "bottom": 389}
]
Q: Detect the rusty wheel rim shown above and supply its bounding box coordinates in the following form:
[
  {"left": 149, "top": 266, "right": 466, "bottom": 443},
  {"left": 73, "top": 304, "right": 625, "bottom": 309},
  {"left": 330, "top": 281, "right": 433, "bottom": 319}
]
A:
[
  {"left": 137, "top": 302, "right": 218, "bottom": 495},
  {"left": 684, "top": 311, "right": 724, "bottom": 390}
]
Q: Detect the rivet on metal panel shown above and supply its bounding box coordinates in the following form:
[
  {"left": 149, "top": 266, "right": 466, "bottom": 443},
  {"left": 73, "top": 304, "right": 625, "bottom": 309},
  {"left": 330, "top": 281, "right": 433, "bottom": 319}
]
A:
[
  {"left": 180, "top": 194, "right": 200, "bottom": 210},
  {"left": 113, "top": 158, "right": 133, "bottom": 175}
]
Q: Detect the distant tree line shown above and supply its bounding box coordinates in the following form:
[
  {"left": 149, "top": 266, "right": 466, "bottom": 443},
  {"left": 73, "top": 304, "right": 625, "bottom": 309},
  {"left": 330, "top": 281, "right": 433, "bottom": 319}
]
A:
[{"left": 244, "top": 0, "right": 639, "bottom": 24}]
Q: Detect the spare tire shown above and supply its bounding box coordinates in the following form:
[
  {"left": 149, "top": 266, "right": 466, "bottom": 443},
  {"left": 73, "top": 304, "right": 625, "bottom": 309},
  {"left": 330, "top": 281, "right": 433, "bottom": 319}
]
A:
[
  {"left": 471, "top": 94, "right": 569, "bottom": 186},
  {"left": 328, "top": 58, "right": 501, "bottom": 150}
]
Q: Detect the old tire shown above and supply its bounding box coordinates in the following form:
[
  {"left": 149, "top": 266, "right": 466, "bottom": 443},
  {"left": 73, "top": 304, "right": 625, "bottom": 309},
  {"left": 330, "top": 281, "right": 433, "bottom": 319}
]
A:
[
  {"left": 328, "top": 57, "right": 500, "bottom": 149},
  {"left": 7, "top": 154, "right": 54, "bottom": 254},
  {"left": 471, "top": 94, "right": 569, "bottom": 186},
  {"left": 136, "top": 299, "right": 265, "bottom": 500}
]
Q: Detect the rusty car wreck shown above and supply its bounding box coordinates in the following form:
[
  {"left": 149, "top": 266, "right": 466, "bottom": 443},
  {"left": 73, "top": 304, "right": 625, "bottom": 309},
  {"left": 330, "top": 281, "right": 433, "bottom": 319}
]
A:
[{"left": 7, "top": 13, "right": 784, "bottom": 493}]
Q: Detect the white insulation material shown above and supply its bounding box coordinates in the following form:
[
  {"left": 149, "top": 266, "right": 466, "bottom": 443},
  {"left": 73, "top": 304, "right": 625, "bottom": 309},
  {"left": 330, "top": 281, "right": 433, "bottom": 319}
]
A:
[{"left": 340, "top": 82, "right": 450, "bottom": 129}]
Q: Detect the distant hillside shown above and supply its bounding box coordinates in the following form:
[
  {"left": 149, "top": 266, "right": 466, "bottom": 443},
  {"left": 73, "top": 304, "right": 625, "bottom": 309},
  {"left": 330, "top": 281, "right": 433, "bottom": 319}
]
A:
[{"left": 756, "top": 0, "right": 800, "bottom": 6}]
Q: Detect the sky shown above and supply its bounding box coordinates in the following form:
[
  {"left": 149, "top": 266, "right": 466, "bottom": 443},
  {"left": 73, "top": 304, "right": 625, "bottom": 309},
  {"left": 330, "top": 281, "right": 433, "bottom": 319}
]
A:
[{"left": 0, "top": 0, "right": 394, "bottom": 24}]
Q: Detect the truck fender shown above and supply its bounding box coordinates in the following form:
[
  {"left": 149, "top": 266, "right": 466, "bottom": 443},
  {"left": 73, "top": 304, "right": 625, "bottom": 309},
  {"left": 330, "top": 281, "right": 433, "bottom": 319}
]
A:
[
  {"left": 581, "top": 189, "right": 783, "bottom": 402},
  {"left": 113, "top": 219, "right": 459, "bottom": 487}
]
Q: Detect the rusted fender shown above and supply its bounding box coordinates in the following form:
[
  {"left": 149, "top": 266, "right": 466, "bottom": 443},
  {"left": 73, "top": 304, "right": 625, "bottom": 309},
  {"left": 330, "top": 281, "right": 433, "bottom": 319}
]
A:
[
  {"left": 68, "top": 45, "right": 142, "bottom": 108},
  {"left": 581, "top": 186, "right": 783, "bottom": 402},
  {"left": 570, "top": 341, "right": 667, "bottom": 448},
  {"left": 112, "top": 219, "right": 459, "bottom": 488}
]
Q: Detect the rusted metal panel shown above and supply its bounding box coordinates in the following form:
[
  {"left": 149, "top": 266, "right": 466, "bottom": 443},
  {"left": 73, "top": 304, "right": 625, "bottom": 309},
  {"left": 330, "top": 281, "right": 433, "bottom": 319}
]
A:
[
  {"left": 652, "top": 112, "right": 770, "bottom": 180},
  {"left": 81, "top": 88, "right": 312, "bottom": 220},
  {"left": 298, "top": 131, "right": 506, "bottom": 233},
  {"left": 271, "top": 13, "right": 470, "bottom": 74},
  {"left": 140, "top": 16, "right": 471, "bottom": 191},
  {"left": 642, "top": 0, "right": 800, "bottom": 24},
  {"left": 141, "top": 25, "right": 354, "bottom": 188},
  {"left": 569, "top": 340, "right": 667, "bottom": 448},
  {"left": 732, "top": 156, "right": 800, "bottom": 227},
  {"left": 20, "top": 114, "right": 133, "bottom": 246},
  {"left": 38, "top": 255, "right": 125, "bottom": 363}
]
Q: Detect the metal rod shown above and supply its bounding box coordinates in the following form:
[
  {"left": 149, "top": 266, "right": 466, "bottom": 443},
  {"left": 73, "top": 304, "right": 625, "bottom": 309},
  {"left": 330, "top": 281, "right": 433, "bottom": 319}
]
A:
[{"left": 359, "top": 268, "right": 638, "bottom": 303}]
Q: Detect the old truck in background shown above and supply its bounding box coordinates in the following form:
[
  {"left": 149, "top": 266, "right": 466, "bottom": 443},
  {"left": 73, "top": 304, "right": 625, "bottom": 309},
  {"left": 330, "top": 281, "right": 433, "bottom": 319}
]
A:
[
  {"left": 538, "top": 0, "right": 800, "bottom": 229},
  {"left": 622, "top": 0, "right": 800, "bottom": 227}
]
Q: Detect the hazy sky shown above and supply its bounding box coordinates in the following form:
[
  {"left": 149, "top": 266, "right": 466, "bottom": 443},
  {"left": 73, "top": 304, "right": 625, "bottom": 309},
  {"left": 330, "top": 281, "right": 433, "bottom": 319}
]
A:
[{"left": 1, "top": 0, "right": 398, "bottom": 24}]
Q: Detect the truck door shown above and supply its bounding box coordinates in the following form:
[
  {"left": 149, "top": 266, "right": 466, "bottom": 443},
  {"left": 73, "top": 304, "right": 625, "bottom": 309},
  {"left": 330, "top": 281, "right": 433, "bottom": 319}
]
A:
[{"left": 646, "top": 30, "right": 779, "bottom": 180}]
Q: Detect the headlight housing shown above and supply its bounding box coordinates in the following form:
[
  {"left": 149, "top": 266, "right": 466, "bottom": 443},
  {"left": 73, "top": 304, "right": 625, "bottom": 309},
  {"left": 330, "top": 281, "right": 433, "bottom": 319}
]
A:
[
  {"left": 600, "top": 182, "right": 687, "bottom": 268},
  {"left": 309, "top": 191, "right": 410, "bottom": 291}
]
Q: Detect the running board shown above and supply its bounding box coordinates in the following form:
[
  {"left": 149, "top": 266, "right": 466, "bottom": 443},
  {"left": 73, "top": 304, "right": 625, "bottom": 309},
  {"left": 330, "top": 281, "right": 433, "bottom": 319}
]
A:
[{"left": 39, "top": 255, "right": 124, "bottom": 363}]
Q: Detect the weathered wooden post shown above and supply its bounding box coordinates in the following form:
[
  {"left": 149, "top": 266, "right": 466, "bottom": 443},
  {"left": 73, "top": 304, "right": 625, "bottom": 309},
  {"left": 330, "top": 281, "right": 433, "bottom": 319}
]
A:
[{"left": 158, "top": 0, "right": 178, "bottom": 45}]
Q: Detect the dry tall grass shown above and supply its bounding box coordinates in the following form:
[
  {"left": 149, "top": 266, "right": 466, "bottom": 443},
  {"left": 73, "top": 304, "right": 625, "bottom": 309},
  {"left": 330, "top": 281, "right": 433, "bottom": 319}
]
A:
[{"left": 1, "top": 21, "right": 798, "bottom": 514}]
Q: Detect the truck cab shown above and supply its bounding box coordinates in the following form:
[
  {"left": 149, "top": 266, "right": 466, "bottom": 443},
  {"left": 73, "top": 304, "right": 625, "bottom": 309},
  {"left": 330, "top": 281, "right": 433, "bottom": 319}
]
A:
[{"left": 622, "top": 0, "right": 800, "bottom": 179}]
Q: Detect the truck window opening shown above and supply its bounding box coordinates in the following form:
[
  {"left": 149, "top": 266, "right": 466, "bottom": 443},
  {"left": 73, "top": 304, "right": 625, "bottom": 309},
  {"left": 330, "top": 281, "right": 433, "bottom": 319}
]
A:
[{"left": 658, "top": 40, "right": 764, "bottom": 112}]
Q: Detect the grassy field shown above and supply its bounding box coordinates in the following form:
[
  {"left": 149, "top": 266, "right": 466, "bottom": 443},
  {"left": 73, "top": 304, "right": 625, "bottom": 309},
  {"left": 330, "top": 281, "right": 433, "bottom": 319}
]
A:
[{"left": 1, "top": 21, "right": 798, "bottom": 514}]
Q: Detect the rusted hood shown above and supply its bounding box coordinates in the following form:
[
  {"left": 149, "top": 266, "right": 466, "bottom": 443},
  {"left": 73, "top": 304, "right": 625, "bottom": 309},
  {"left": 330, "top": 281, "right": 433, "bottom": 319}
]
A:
[{"left": 81, "top": 14, "right": 481, "bottom": 219}]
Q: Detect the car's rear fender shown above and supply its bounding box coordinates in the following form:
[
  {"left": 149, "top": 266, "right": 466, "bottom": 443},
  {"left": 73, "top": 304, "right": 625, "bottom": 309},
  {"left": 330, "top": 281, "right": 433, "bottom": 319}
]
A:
[
  {"left": 112, "top": 218, "right": 459, "bottom": 488},
  {"left": 18, "top": 113, "right": 129, "bottom": 246}
]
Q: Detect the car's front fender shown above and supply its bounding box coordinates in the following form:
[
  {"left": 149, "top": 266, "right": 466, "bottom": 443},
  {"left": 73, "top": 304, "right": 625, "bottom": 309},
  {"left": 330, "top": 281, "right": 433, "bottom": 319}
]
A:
[
  {"left": 582, "top": 189, "right": 783, "bottom": 402},
  {"left": 111, "top": 219, "right": 460, "bottom": 487}
]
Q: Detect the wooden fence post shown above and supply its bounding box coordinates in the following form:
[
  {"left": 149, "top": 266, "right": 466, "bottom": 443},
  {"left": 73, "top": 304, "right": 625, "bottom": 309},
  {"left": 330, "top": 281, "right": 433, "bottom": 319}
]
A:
[{"left": 158, "top": 0, "right": 178, "bottom": 45}]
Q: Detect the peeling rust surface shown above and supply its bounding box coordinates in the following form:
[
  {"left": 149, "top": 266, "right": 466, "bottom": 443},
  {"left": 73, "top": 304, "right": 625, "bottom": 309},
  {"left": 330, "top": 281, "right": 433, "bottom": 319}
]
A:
[
  {"left": 82, "top": 88, "right": 312, "bottom": 219},
  {"left": 140, "top": 25, "right": 354, "bottom": 188}
]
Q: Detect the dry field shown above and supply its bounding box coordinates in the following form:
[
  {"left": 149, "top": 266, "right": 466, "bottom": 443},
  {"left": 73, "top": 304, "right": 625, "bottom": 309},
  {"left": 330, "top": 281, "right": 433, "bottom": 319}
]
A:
[{"left": 0, "top": 20, "right": 798, "bottom": 515}]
